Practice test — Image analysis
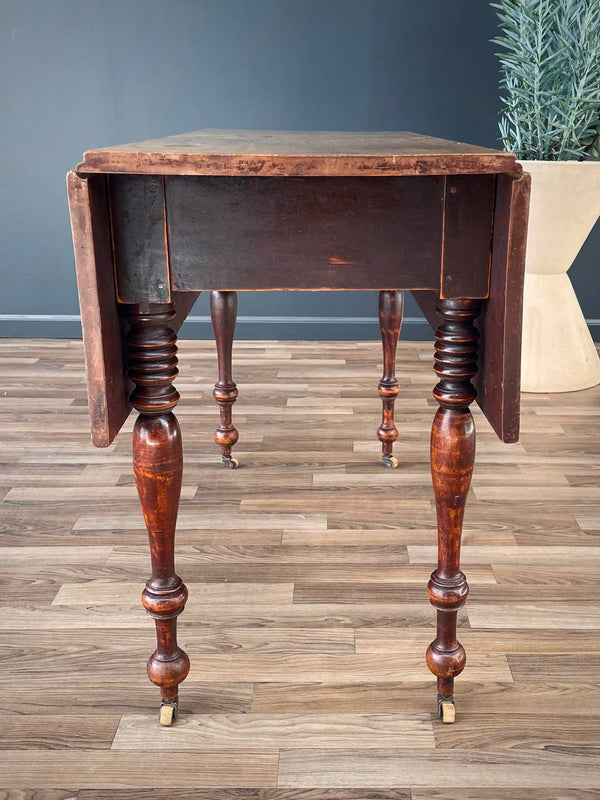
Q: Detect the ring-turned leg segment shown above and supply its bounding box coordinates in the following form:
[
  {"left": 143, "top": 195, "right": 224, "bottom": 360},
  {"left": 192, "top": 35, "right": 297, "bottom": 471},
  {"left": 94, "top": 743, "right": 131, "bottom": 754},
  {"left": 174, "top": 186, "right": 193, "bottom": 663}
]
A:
[
  {"left": 125, "top": 303, "right": 190, "bottom": 725},
  {"left": 377, "top": 290, "right": 403, "bottom": 468},
  {"left": 210, "top": 291, "right": 239, "bottom": 468},
  {"left": 426, "top": 298, "right": 481, "bottom": 723}
]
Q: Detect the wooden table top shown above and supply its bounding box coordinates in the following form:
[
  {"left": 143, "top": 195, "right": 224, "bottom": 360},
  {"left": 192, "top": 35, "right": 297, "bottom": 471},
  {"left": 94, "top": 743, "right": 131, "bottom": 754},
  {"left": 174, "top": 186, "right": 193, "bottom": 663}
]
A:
[{"left": 78, "top": 129, "right": 518, "bottom": 177}]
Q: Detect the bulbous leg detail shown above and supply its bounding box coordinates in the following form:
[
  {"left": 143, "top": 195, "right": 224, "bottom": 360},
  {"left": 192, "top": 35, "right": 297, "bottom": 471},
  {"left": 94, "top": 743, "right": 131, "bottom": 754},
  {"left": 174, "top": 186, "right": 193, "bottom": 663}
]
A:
[
  {"left": 426, "top": 298, "right": 481, "bottom": 722},
  {"left": 125, "top": 303, "right": 189, "bottom": 724}
]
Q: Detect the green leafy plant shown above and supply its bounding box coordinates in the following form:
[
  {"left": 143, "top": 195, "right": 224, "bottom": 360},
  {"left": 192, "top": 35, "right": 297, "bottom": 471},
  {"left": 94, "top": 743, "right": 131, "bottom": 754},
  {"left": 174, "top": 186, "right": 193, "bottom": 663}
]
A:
[{"left": 492, "top": 0, "right": 600, "bottom": 160}]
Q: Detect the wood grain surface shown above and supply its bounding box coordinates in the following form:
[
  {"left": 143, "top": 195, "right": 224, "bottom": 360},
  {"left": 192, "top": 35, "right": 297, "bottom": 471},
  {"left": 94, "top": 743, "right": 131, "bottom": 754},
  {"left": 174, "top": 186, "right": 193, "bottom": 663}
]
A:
[
  {"left": 1, "top": 337, "right": 599, "bottom": 795},
  {"left": 78, "top": 129, "right": 518, "bottom": 177},
  {"left": 67, "top": 169, "right": 201, "bottom": 446},
  {"left": 66, "top": 171, "right": 129, "bottom": 447},
  {"left": 166, "top": 175, "right": 448, "bottom": 292}
]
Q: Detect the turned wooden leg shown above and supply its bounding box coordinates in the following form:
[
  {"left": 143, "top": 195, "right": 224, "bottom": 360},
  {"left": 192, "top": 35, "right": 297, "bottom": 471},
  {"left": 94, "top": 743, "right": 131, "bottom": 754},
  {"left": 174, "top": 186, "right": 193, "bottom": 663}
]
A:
[
  {"left": 125, "top": 303, "right": 190, "bottom": 726},
  {"left": 377, "top": 290, "right": 403, "bottom": 469},
  {"left": 210, "top": 291, "right": 239, "bottom": 468},
  {"left": 426, "top": 298, "right": 480, "bottom": 724}
]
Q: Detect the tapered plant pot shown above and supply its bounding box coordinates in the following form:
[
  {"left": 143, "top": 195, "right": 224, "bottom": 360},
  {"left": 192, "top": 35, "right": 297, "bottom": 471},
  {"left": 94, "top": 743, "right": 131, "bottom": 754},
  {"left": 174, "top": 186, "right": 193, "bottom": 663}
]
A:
[{"left": 517, "top": 160, "right": 600, "bottom": 392}]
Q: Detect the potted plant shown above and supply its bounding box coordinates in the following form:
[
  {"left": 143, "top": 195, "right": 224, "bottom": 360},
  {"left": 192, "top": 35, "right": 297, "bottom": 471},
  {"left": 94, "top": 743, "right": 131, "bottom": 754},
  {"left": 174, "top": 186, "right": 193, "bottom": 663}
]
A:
[{"left": 493, "top": 0, "right": 600, "bottom": 391}]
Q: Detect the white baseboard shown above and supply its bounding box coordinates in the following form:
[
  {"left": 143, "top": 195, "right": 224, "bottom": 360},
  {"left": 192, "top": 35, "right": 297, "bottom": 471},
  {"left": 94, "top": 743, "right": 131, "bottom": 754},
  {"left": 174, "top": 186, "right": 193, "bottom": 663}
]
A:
[{"left": 0, "top": 314, "right": 598, "bottom": 341}]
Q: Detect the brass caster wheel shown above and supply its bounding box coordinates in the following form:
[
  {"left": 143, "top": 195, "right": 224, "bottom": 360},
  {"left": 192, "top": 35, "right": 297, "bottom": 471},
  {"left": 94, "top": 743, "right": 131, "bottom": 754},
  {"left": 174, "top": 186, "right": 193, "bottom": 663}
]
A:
[
  {"left": 221, "top": 455, "right": 239, "bottom": 469},
  {"left": 159, "top": 701, "right": 177, "bottom": 727},
  {"left": 438, "top": 698, "right": 456, "bottom": 724},
  {"left": 382, "top": 455, "right": 399, "bottom": 469}
]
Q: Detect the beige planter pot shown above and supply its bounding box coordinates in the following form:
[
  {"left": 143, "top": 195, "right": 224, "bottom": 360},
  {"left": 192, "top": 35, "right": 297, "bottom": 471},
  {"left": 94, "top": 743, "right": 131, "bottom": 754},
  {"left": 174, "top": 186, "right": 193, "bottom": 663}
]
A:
[{"left": 518, "top": 160, "right": 600, "bottom": 392}]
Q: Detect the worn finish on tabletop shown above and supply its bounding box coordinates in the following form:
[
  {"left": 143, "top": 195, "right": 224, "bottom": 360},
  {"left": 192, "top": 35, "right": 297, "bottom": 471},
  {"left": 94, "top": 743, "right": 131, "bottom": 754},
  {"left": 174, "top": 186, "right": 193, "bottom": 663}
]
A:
[{"left": 78, "top": 129, "right": 519, "bottom": 177}]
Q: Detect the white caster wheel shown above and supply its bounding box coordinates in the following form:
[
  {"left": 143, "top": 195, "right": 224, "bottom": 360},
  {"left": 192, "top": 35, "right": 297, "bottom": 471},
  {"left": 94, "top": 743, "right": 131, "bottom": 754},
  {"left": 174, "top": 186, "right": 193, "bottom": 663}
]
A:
[
  {"left": 382, "top": 455, "right": 399, "bottom": 469},
  {"left": 222, "top": 455, "right": 239, "bottom": 469},
  {"left": 159, "top": 702, "right": 177, "bottom": 726},
  {"left": 439, "top": 700, "right": 456, "bottom": 724}
]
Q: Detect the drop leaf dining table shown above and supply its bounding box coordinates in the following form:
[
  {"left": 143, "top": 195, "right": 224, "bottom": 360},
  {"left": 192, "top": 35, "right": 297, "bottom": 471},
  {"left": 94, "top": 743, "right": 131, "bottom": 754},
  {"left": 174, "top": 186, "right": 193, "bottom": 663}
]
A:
[{"left": 67, "top": 129, "right": 530, "bottom": 727}]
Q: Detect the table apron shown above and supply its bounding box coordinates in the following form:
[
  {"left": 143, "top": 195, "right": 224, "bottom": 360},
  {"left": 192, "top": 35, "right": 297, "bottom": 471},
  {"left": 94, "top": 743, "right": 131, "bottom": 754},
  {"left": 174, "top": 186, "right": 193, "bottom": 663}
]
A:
[{"left": 107, "top": 174, "right": 495, "bottom": 303}]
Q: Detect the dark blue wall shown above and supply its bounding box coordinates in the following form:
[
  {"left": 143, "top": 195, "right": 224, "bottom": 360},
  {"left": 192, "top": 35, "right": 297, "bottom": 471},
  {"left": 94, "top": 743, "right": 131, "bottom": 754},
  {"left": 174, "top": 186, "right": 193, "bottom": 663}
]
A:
[{"left": 1, "top": 0, "right": 598, "bottom": 339}]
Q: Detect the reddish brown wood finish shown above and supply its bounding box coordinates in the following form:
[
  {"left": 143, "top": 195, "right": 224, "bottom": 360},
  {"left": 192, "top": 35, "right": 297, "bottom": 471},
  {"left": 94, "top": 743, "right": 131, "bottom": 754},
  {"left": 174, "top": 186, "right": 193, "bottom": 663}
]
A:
[
  {"left": 166, "top": 175, "right": 446, "bottom": 293},
  {"left": 377, "top": 290, "right": 403, "bottom": 462},
  {"left": 67, "top": 171, "right": 130, "bottom": 447},
  {"left": 411, "top": 171, "right": 530, "bottom": 444},
  {"left": 78, "top": 129, "right": 518, "bottom": 177},
  {"left": 71, "top": 146, "right": 527, "bottom": 450},
  {"left": 106, "top": 174, "right": 494, "bottom": 298},
  {"left": 441, "top": 175, "right": 495, "bottom": 299},
  {"left": 66, "top": 167, "right": 200, "bottom": 449},
  {"left": 68, "top": 131, "right": 530, "bottom": 723},
  {"left": 475, "top": 172, "right": 530, "bottom": 443},
  {"left": 210, "top": 291, "right": 239, "bottom": 467},
  {"left": 125, "top": 303, "right": 190, "bottom": 709},
  {"left": 426, "top": 298, "right": 481, "bottom": 710}
]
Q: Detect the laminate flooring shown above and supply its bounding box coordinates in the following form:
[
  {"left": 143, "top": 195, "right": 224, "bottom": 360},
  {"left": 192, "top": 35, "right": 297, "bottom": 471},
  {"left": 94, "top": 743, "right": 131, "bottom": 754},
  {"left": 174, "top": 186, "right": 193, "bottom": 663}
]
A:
[{"left": 1, "top": 337, "right": 599, "bottom": 797}]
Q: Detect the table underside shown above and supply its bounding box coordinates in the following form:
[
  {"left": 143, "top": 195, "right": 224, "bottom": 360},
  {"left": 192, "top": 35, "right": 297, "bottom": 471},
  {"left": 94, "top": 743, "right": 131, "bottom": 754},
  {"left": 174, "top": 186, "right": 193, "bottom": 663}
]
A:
[
  {"left": 109, "top": 174, "right": 494, "bottom": 302},
  {"left": 67, "top": 169, "right": 530, "bottom": 448}
]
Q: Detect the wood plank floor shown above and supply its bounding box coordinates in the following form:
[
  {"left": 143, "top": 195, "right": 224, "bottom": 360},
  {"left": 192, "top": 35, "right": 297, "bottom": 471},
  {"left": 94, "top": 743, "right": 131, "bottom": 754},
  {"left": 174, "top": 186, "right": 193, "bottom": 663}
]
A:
[{"left": 1, "top": 337, "right": 599, "bottom": 797}]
